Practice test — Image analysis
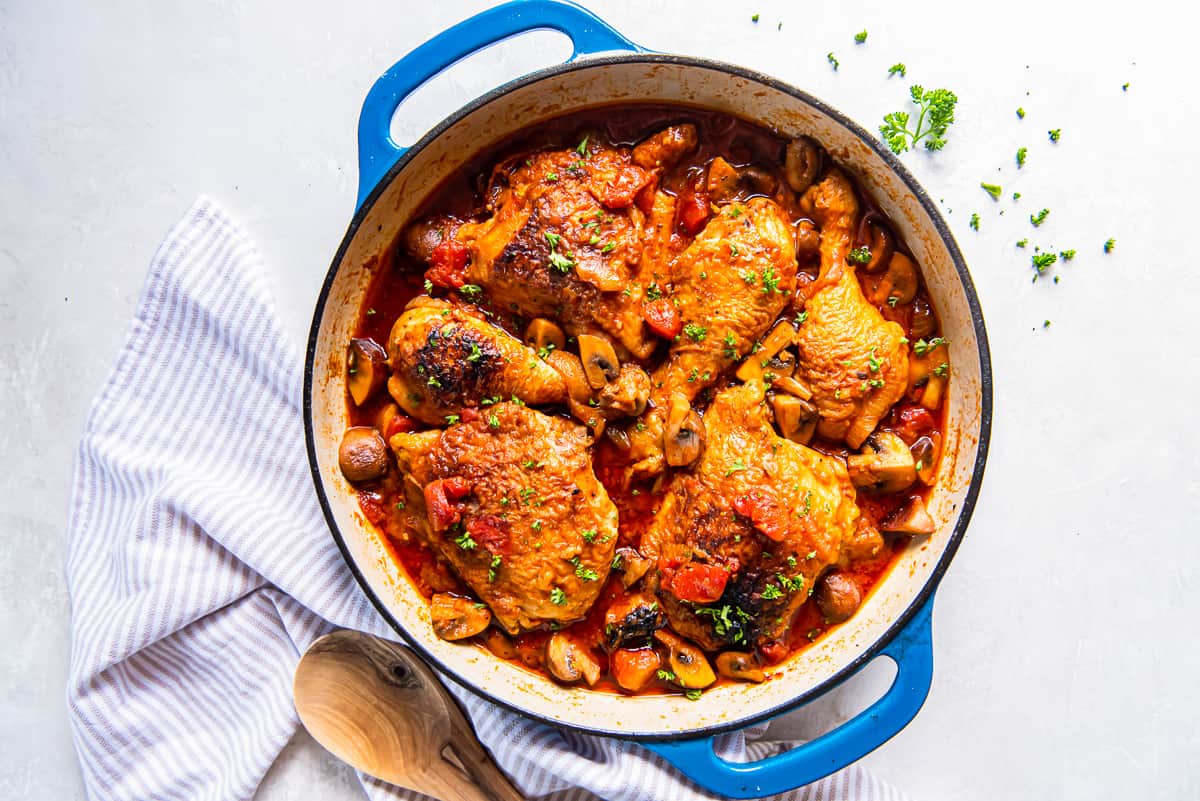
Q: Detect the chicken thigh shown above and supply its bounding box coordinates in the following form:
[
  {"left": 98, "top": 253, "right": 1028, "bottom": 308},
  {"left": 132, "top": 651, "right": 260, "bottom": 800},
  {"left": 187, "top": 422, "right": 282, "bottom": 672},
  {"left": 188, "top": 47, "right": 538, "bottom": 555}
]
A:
[
  {"left": 794, "top": 170, "right": 909, "bottom": 448},
  {"left": 386, "top": 297, "right": 566, "bottom": 425},
  {"left": 390, "top": 403, "right": 618, "bottom": 633},
  {"left": 641, "top": 380, "right": 880, "bottom": 657},
  {"left": 625, "top": 196, "right": 797, "bottom": 479}
]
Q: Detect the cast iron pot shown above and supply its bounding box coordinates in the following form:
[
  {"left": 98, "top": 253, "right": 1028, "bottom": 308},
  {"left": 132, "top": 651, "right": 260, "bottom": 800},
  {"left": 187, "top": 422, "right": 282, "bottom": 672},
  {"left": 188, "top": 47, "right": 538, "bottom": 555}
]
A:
[{"left": 304, "top": 2, "right": 992, "bottom": 796}]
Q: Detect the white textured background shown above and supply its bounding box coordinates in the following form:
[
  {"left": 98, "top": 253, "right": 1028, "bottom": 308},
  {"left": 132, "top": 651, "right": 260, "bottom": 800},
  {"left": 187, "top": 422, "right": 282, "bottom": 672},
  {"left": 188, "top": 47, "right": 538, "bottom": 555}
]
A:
[{"left": 2, "top": 1, "right": 1198, "bottom": 799}]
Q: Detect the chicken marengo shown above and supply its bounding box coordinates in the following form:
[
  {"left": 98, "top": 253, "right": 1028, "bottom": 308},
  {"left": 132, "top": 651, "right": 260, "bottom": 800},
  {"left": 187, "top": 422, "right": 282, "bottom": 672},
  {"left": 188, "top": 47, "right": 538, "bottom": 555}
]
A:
[{"left": 338, "top": 107, "right": 949, "bottom": 698}]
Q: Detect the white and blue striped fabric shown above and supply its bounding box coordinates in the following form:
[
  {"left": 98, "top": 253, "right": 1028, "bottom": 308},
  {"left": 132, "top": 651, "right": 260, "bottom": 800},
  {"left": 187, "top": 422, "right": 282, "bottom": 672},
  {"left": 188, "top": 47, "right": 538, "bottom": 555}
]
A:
[{"left": 65, "top": 197, "right": 907, "bottom": 801}]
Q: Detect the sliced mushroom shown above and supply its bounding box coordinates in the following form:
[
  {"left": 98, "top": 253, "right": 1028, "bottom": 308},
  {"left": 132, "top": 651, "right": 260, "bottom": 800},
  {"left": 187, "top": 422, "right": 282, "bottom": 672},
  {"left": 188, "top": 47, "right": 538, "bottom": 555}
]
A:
[
  {"left": 764, "top": 349, "right": 796, "bottom": 381},
  {"left": 784, "top": 137, "right": 821, "bottom": 193},
  {"left": 610, "top": 648, "right": 663, "bottom": 693},
  {"left": 910, "top": 435, "right": 939, "bottom": 485},
  {"left": 604, "top": 424, "right": 632, "bottom": 451},
  {"left": 921, "top": 373, "right": 946, "bottom": 410},
  {"left": 771, "top": 394, "right": 819, "bottom": 445},
  {"left": 862, "top": 223, "right": 896, "bottom": 273},
  {"left": 430, "top": 593, "right": 492, "bottom": 641},
  {"left": 653, "top": 629, "right": 716, "bottom": 689},
  {"left": 545, "top": 632, "right": 601, "bottom": 686},
  {"left": 795, "top": 219, "right": 820, "bottom": 263},
  {"left": 604, "top": 592, "right": 667, "bottom": 650},
  {"left": 597, "top": 364, "right": 652, "bottom": 418},
  {"left": 880, "top": 496, "right": 936, "bottom": 535},
  {"left": 739, "top": 166, "right": 779, "bottom": 198},
  {"left": 871, "top": 252, "right": 920, "bottom": 306},
  {"left": 706, "top": 156, "right": 741, "bottom": 202},
  {"left": 774, "top": 375, "right": 814, "bottom": 401},
  {"left": 846, "top": 431, "right": 916, "bottom": 493},
  {"left": 524, "top": 318, "right": 566, "bottom": 355},
  {"left": 577, "top": 334, "right": 620, "bottom": 389},
  {"left": 545, "top": 350, "right": 592, "bottom": 404},
  {"left": 478, "top": 627, "right": 519, "bottom": 660},
  {"left": 814, "top": 573, "right": 862, "bottom": 623},
  {"left": 338, "top": 427, "right": 389, "bottom": 482},
  {"left": 715, "top": 651, "right": 766, "bottom": 683},
  {"left": 664, "top": 393, "right": 705, "bottom": 467},
  {"left": 614, "top": 547, "right": 653, "bottom": 588},
  {"left": 347, "top": 338, "right": 388, "bottom": 406},
  {"left": 402, "top": 216, "right": 457, "bottom": 261},
  {"left": 910, "top": 295, "right": 937, "bottom": 339}
]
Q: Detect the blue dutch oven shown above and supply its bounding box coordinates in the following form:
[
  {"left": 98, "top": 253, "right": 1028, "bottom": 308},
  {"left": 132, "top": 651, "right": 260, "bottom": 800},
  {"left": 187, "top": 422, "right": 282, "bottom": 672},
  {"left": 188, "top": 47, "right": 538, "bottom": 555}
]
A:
[{"left": 305, "top": 1, "right": 992, "bottom": 796}]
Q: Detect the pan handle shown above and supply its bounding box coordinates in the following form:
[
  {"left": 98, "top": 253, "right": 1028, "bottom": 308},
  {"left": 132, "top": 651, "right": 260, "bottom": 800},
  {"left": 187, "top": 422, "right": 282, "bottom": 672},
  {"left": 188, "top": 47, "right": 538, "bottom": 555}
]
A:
[
  {"left": 645, "top": 595, "right": 935, "bottom": 799},
  {"left": 355, "top": 0, "right": 644, "bottom": 209}
]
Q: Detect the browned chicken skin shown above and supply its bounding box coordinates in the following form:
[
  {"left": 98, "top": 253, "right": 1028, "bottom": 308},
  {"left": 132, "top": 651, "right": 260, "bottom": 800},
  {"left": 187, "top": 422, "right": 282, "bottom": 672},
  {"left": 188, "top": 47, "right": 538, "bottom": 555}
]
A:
[
  {"left": 386, "top": 297, "right": 566, "bottom": 425},
  {"left": 390, "top": 403, "right": 618, "bottom": 633},
  {"left": 642, "top": 381, "right": 878, "bottom": 655},
  {"left": 453, "top": 127, "right": 697, "bottom": 360},
  {"left": 626, "top": 196, "right": 798, "bottom": 479},
  {"left": 794, "top": 170, "right": 909, "bottom": 448}
]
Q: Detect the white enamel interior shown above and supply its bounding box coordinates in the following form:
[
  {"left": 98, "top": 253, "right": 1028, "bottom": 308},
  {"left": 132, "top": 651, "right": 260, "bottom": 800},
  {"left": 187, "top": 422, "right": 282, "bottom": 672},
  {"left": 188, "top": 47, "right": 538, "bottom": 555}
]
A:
[{"left": 308, "top": 58, "right": 986, "bottom": 737}]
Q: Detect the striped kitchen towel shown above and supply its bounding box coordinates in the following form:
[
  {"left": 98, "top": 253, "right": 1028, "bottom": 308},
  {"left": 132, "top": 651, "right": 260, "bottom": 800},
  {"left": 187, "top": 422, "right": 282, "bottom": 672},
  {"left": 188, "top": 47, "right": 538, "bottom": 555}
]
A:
[{"left": 65, "top": 196, "right": 907, "bottom": 801}]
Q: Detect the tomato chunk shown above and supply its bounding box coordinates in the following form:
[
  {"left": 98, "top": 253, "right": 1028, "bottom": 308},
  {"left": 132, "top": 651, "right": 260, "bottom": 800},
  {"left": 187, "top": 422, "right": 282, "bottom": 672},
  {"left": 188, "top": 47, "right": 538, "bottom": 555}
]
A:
[
  {"left": 677, "top": 190, "right": 710, "bottom": 236},
  {"left": 670, "top": 562, "right": 729, "bottom": 604},
  {"left": 384, "top": 411, "right": 418, "bottom": 439},
  {"left": 733, "top": 490, "right": 787, "bottom": 542},
  {"left": 642, "top": 297, "right": 682, "bottom": 339},
  {"left": 425, "top": 239, "right": 468, "bottom": 289},
  {"left": 423, "top": 477, "right": 471, "bottom": 530},
  {"left": 602, "top": 165, "right": 652, "bottom": 209},
  {"left": 466, "top": 514, "right": 511, "bottom": 555},
  {"left": 891, "top": 403, "right": 936, "bottom": 444},
  {"left": 356, "top": 491, "right": 388, "bottom": 526},
  {"left": 758, "top": 638, "right": 790, "bottom": 665}
]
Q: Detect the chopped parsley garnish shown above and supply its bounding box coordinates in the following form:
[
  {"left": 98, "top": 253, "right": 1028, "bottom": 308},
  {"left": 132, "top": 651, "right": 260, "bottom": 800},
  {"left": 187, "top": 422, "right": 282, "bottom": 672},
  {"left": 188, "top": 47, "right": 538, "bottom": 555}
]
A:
[
  {"left": 581, "top": 528, "right": 597, "bottom": 543},
  {"left": 685, "top": 689, "right": 703, "bottom": 701},
  {"left": 656, "top": 669, "right": 676, "bottom": 682},
  {"left": 724, "top": 457, "right": 747, "bottom": 477},
  {"left": 1016, "top": 238, "right": 1028, "bottom": 248},
  {"left": 467, "top": 343, "right": 483, "bottom": 363},
  {"left": 777, "top": 573, "right": 805, "bottom": 592},
  {"left": 645, "top": 282, "right": 663, "bottom": 301},
  {"left": 1104, "top": 238, "right": 1116, "bottom": 253},
  {"left": 751, "top": 13, "right": 760, "bottom": 22},
  {"left": 488, "top": 555, "right": 502, "bottom": 582},
  {"left": 1030, "top": 208, "right": 1050, "bottom": 227},
  {"left": 459, "top": 284, "right": 483, "bottom": 300},
  {"left": 366, "top": 308, "right": 376, "bottom": 315},
  {"left": 454, "top": 530, "right": 477, "bottom": 550},
  {"left": 787, "top": 555, "right": 798, "bottom": 567},
  {"left": 969, "top": 213, "right": 980, "bottom": 231},
  {"left": 427, "top": 376, "right": 442, "bottom": 388},
  {"left": 569, "top": 556, "right": 599, "bottom": 582},
  {"left": 761, "top": 583, "right": 784, "bottom": 600},
  {"left": 1016, "top": 147, "right": 1027, "bottom": 168},
  {"left": 612, "top": 553, "right": 623, "bottom": 570},
  {"left": 683, "top": 323, "right": 708, "bottom": 342},
  {"left": 848, "top": 246, "right": 872, "bottom": 264},
  {"left": 867, "top": 348, "right": 882, "bottom": 372},
  {"left": 487, "top": 413, "right": 500, "bottom": 429},
  {"left": 445, "top": 414, "right": 460, "bottom": 425},
  {"left": 933, "top": 362, "right": 950, "bottom": 377},
  {"left": 423, "top": 278, "right": 433, "bottom": 293},
  {"left": 854, "top": 29, "right": 868, "bottom": 44},
  {"left": 576, "top": 135, "right": 589, "bottom": 156},
  {"left": 879, "top": 85, "right": 958, "bottom": 154},
  {"left": 795, "top": 311, "right": 808, "bottom": 325},
  {"left": 549, "top": 588, "right": 567, "bottom": 606},
  {"left": 1048, "top": 128, "right": 1061, "bottom": 143},
  {"left": 827, "top": 52, "right": 839, "bottom": 70},
  {"left": 888, "top": 63, "right": 907, "bottom": 78},
  {"left": 545, "top": 232, "right": 575, "bottom": 273},
  {"left": 722, "top": 331, "right": 737, "bottom": 358},
  {"left": 1013, "top": 192, "right": 1022, "bottom": 200},
  {"left": 1031, "top": 252, "right": 1057, "bottom": 273},
  {"left": 1059, "top": 249, "right": 1076, "bottom": 261},
  {"left": 981, "top": 182, "right": 1002, "bottom": 199},
  {"left": 601, "top": 241, "right": 616, "bottom": 254},
  {"left": 913, "top": 337, "right": 947, "bottom": 356},
  {"left": 395, "top": 501, "right": 406, "bottom": 510},
  {"left": 761, "top": 266, "right": 782, "bottom": 293},
  {"left": 1123, "top": 82, "right": 1130, "bottom": 91},
  {"left": 694, "top": 603, "right": 752, "bottom": 643},
  {"left": 546, "top": 172, "right": 559, "bottom": 182},
  {"left": 1016, "top": 107, "right": 1026, "bottom": 119}
]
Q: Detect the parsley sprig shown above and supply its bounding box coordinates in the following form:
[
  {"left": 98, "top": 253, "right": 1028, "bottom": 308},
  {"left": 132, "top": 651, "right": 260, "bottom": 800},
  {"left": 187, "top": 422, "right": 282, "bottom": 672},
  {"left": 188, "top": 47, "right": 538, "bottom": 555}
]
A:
[{"left": 879, "top": 86, "right": 959, "bottom": 154}]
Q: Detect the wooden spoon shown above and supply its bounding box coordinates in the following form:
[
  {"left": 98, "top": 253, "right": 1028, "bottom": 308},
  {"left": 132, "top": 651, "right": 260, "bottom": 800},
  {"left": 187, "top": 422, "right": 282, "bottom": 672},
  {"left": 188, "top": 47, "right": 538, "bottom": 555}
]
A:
[{"left": 293, "top": 630, "right": 524, "bottom": 801}]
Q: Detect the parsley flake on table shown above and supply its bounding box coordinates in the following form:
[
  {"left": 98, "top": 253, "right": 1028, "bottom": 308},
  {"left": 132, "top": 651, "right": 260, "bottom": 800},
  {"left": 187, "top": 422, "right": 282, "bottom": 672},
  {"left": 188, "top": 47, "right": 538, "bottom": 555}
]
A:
[
  {"left": 827, "top": 52, "right": 839, "bottom": 70},
  {"left": 981, "top": 182, "right": 1002, "bottom": 199},
  {"left": 1059, "top": 249, "right": 1076, "bottom": 261},
  {"left": 854, "top": 30, "right": 868, "bottom": 44},
  {"left": 1016, "top": 147, "right": 1027, "bottom": 168},
  {"left": 1030, "top": 208, "right": 1050, "bottom": 227},
  {"left": 1048, "top": 128, "right": 1061, "bottom": 142},
  {"left": 751, "top": 13, "right": 760, "bottom": 22},
  {"left": 1122, "top": 82, "right": 1130, "bottom": 91},
  {"left": 969, "top": 213, "right": 980, "bottom": 231},
  {"left": 1016, "top": 238, "right": 1028, "bottom": 248},
  {"left": 1031, "top": 252, "right": 1057, "bottom": 273},
  {"left": 1104, "top": 238, "right": 1116, "bottom": 253},
  {"left": 879, "top": 85, "right": 958, "bottom": 154},
  {"left": 889, "top": 63, "right": 907, "bottom": 77},
  {"left": 1016, "top": 107, "right": 1026, "bottom": 119}
]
